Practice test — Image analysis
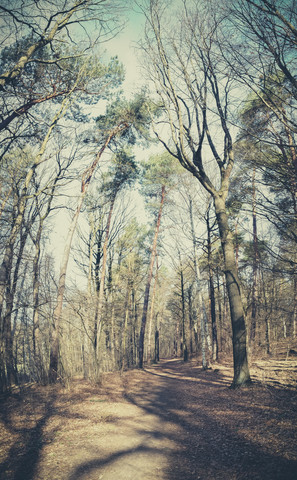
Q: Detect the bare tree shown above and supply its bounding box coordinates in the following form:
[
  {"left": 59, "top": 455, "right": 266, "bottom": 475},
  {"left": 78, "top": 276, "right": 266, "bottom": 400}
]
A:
[
  {"left": 49, "top": 96, "right": 151, "bottom": 382},
  {"left": 0, "top": 0, "right": 123, "bottom": 91},
  {"left": 140, "top": 0, "right": 251, "bottom": 387}
]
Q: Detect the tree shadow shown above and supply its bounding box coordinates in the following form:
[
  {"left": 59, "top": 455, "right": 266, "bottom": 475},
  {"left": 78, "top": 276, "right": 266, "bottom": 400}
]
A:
[
  {"left": 67, "top": 358, "right": 297, "bottom": 480},
  {"left": 1, "top": 361, "right": 296, "bottom": 480},
  {"left": 0, "top": 385, "right": 93, "bottom": 480},
  {"left": 0, "top": 387, "right": 59, "bottom": 480}
]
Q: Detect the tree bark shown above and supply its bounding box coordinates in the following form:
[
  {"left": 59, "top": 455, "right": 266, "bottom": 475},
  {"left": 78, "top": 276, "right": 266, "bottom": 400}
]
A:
[
  {"left": 187, "top": 285, "right": 194, "bottom": 355},
  {"left": 214, "top": 194, "right": 251, "bottom": 387},
  {"left": 154, "top": 329, "right": 160, "bottom": 363}
]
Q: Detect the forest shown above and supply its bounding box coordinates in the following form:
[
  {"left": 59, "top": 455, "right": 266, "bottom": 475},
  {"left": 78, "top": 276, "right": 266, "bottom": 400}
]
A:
[{"left": 0, "top": 0, "right": 296, "bottom": 394}]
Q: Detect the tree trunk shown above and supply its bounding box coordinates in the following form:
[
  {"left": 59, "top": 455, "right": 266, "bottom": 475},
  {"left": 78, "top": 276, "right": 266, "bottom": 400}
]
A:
[
  {"left": 293, "top": 274, "right": 297, "bottom": 339},
  {"left": 121, "top": 281, "right": 130, "bottom": 371},
  {"left": 178, "top": 254, "right": 188, "bottom": 362},
  {"left": 187, "top": 285, "right": 194, "bottom": 355},
  {"left": 214, "top": 194, "right": 251, "bottom": 387},
  {"left": 154, "top": 329, "right": 160, "bottom": 363},
  {"left": 94, "top": 195, "right": 116, "bottom": 373},
  {"left": 216, "top": 268, "right": 223, "bottom": 352},
  {"left": 206, "top": 207, "right": 218, "bottom": 361},
  {"left": 262, "top": 268, "right": 272, "bottom": 354},
  {"left": 147, "top": 266, "right": 158, "bottom": 364},
  {"left": 139, "top": 185, "right": 166, "bottom": 369},
  {"left": 189, "top": 198, "right": 210, "bottom": 369},
  {"left": 250, "top": 168, "right": 259, "bottom": 343},
  {"left": 110, "top": 288, "right": 117, "bottom": 369}
]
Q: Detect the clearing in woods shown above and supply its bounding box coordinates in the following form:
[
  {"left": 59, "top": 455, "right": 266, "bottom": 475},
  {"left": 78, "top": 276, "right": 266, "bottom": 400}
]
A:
[{"left": 0, "top": 357, "right": 297, "bottom": 480}]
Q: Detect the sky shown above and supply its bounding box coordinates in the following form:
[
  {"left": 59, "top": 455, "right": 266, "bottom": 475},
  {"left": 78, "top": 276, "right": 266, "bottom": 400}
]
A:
[{"left": 102, "top": 6, "right": 146, "bottom": 97}]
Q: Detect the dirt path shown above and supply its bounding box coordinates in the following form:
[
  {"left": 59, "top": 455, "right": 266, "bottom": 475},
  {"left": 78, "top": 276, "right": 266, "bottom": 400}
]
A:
[{"left": 0, "top": 358, "right": 297, "bottom": 480}]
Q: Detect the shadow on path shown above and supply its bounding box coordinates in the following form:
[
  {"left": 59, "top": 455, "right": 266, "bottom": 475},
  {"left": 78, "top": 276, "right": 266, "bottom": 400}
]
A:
[
  {"left": 0, "top": 387, "right": 59, "bottom": 480},
  {"left": 0, "top": 385, "right": 93, "bottom": 480},
  {"left": 68, "top": 358, "right": 297, "bottom": 480}
]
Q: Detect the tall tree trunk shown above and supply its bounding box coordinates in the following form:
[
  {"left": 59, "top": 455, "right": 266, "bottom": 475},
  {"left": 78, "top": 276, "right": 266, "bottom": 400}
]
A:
[
  {"left": 187, "top": 285, "right": 194, "bottom": 355},
  {"left": 94, "top": 195, "right": 116, "bottom": 374},
  {"left": 121, "top": 280, "right": 131, "bottom": 371},
  {"left": 131, "top": 288, "right": 138, "bottom": 366},
  {"left": 139, "top": 185, "right": 166, "bottom": 369},
  {"left": 216, "top": 268, "right": 223, "bottom": 352},
  {"left": 179, "top": 260, "right": 188, "bottom": 362},
  {"left": 5, "top": 223, "right": 30, "bottom": 386},
  {"left": 214, "top": 194, "right": 251, "bottom": 387},
  {"left": 189, "top": 198, "right": 210, "bottom": 369},
  {"left": 154, "top": 329, "right": 160, "bottom": 363},
  {"left": 109, "top": 285, "right": 117, "bottom": 369},
  {"left": 250, "top": 168, "right": 259, "bottom": 344},
  {"left": 32, "top": 224, "right": 41, "bottom": 365},
  {"left": 147, "top": 264, "right": 158, "bottom": 364},
  {"left": 206, "top": 207, "right": 218, "bottom": 361},
  {"left": 293, "top": 274, "right": 297, "bottom": 339}
]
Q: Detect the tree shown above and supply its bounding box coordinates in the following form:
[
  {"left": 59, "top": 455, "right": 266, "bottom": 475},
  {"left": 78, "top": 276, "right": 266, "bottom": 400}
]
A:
[
  {"left": 236, "top": 82, "right": 297, "bottom": 344},
  {"left": 138, "top": 151, "right": 179, "bottom": 368},
  {"left": 0, "top": 0, "right": 123, "bottom": 91},
  {"left": 0, "top": 101, "right": 74, "bottom": 391},
  {"left": 141, "top": 0, "right": 251, "bottom": 387},
  {"left": 226, "top": 0, "right": 297, "bottom": 108},
  {"left": 92, "top": 149, "right": 138, "bottom": 374},
  {"left": 205, "top": 203, "right": 219, "bottom": 361},
  {"left": 49, "top": 95, "right": 152, "bottom": 382},
  {"left": 138, "top": 185, "right": 166, "bottom": 368},
  {"left": 0, "top": 0, "right": 126, "bottom": 171}
]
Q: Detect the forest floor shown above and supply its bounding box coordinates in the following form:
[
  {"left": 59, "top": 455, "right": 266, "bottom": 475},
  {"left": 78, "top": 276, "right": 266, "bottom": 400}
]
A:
[{"left": 0, "top": 353, "right": 297, "bottom": 480}]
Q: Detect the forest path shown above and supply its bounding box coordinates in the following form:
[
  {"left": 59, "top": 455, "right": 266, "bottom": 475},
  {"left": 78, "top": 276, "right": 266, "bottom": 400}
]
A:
[{"left": 1, "top": 358, "right": 297, "bottom": 480}]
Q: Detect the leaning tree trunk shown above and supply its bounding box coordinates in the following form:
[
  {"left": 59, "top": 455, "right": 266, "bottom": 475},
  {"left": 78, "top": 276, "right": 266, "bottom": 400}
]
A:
[
  {"left": 48, "top": 129, "right": 121, "bottom": 383},
  {"left": 214, "top": 193, "right": 251, "bottom": 388},
  {"left": 139, "top": 185, "right": 166, "bottom": 369}
]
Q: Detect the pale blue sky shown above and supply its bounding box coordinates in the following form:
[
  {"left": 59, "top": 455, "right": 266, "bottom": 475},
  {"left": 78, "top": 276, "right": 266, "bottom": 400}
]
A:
[{"left": 104, "top": 6, "right": 146, "bottom": 96}]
